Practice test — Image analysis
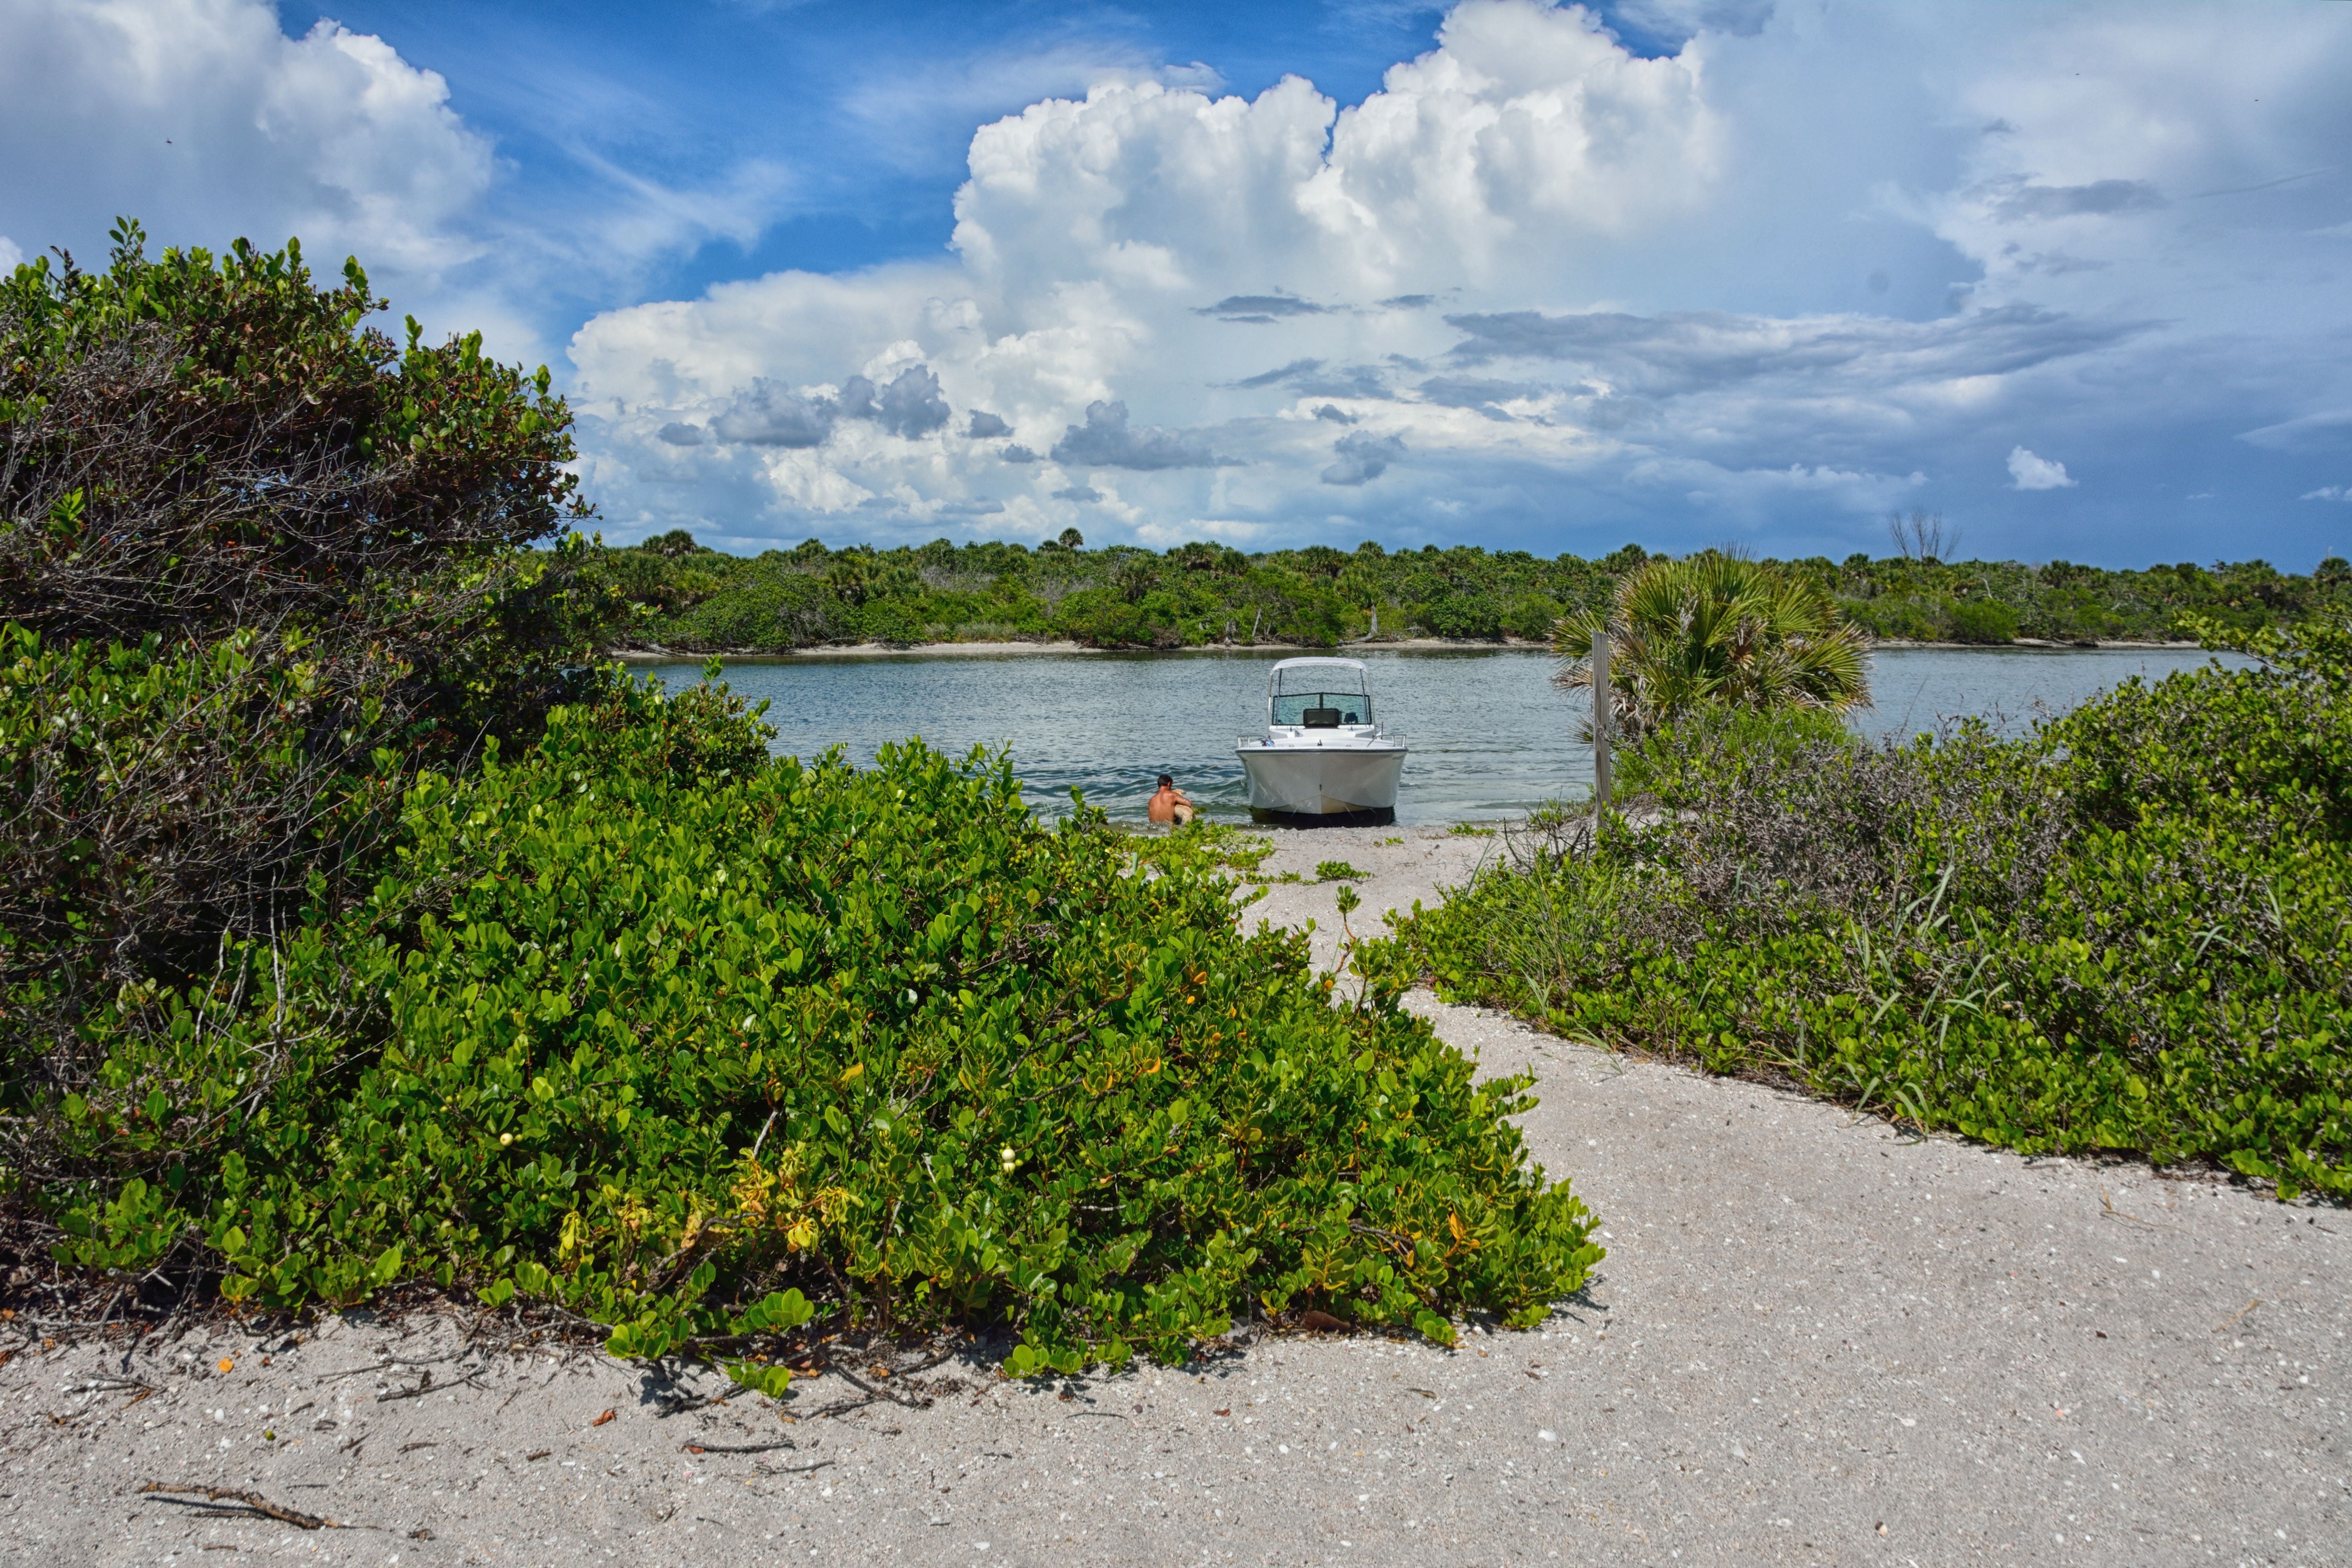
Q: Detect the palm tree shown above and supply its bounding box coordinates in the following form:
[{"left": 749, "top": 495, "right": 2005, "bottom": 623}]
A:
[{"left": 1553, "top": 553, "right": 1871, "bottom": 737}]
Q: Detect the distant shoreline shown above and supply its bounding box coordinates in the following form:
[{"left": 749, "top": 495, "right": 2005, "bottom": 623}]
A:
[
  {"left": 611, "top": 634, "right": 2205, "bottom": 664},
  {"left": 610, "top": 635, "right": 1558, "bottom": 662},
  {"left": 1870, "top": 636, "right": 2201, "bottom": 651}
]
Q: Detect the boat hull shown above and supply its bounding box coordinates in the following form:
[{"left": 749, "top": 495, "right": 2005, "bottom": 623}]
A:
[{"left": 1236, "top": 743, "right": 1406, "bottom": 825}]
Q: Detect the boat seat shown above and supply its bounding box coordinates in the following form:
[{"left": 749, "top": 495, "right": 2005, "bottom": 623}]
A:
[{"left": 1303, "top": 706, "right": 1342, "bottom": 728}]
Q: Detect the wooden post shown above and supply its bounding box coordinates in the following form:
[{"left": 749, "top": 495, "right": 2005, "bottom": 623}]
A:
[{"left": 1591, "top": 630, "right": 1612, "bottom": 813}]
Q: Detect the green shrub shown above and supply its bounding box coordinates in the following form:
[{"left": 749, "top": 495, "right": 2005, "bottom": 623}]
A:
[
  {"left": 1390, "top": 623, "right": 2352, "bottom": 1200},
  {"left": 1839, "top": 594, "right": 1941, "bottom": 641},
  {"left": 856, "top": 598, "right": 927, "bottom": 646},
  {"left": 31, "top": 674, "right": 1601, "bottom": 1367},
  {"left": 1503, "top": 595, "right": 1563, "bottom": 641},
  {"left": 1126, "top": 823, "right": 1272, "bottom": 880},
  {"left": 1943, "top": 597, "right": 2019, "bottom": 643},
  {"left": 1612, "top": 702, "right": 1858, "bottom": 803},
  {"left": 652, "top": 566, "right": 839, "bottom": 649},
  {"left": 1423, "top": 593, "right": 1503, "bottom": 640},
  {"left": 1, "top": 220, "right": 612, "bottom": 1108},
  {"left": 1050, "top": 587, "right": 1159, "bottom": 648},
  {"left": 1315, "top": 861, "right": 1367, "bottom": 882}
]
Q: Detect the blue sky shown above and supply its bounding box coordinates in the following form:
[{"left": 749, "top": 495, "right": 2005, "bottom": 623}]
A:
[
  {"left": 308, "top": 0, "right": 1465, "bottom": 293},
  {"left": 4, "top": 0, "right": 2350, "bottom": 567}
]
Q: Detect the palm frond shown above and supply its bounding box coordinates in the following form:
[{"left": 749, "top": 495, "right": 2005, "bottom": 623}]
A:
[{"left": 1553, "top": 554, "right": 1873, "bottom": 735}]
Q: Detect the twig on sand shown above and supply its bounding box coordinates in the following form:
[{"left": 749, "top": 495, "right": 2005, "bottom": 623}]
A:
[
  {"left": 2101, "top": 1188, "right": 2184, "bottom": 1232},
  {"left": 755, "top": 1460, "right": 833, "bottom": 1477},
  {"left": 827, "top": 1363, "right": 932, "bottom": 1410},
  {"left": 379, "top": 1368, "right": 489, "bottom": 1402},
  {"left": 319, "top": 1349, "right": 471, "bottom": 1387},
  {"left": 66, "top": 1376, "right": 157, "bottom": 1397},
  {"left": 681, "top": 1439, "right": 799, "bottom": 1455},
  {"left": 2215, "top": 1298, "right": 2263, "bottom": 1332},
  {"left": 138, "top": 1483, "right": 362, "bottom": 1531},
  {"left": 377, "top": 1370, "right": 436, "bottom": 1402}
]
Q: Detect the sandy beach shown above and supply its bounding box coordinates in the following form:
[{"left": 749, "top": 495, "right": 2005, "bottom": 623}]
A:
[{"left": 4, "top": 826, "right": 2342, "bottom": 1566}]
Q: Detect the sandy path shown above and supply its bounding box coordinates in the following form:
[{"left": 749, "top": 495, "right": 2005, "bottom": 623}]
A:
[{"left": 4, "top": 830, "right": 2343, "bottom": 1566}]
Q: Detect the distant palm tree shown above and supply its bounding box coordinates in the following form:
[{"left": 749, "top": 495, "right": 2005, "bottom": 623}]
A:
[{"left": 1553, "top": 553, "right": 1871, "bottom": 738}]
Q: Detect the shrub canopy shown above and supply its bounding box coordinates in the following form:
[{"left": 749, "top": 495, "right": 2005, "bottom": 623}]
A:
[
  {"left": 39, "top": 679, "right": 1602, "bottom": 1367},
  {"left": 1396, "top": 618, "right": 2352, "bottom": 1200},
  {"left": 1, "top": 222, "right": 610, "bottom": 1090},
  {"left": 2, "top": 223, "right": 1600, "bottom": 1369}
]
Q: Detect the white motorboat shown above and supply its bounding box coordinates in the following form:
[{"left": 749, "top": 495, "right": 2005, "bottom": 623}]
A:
[{"left": 1236, "top": 657, "right": 1407, "bottom": 825}]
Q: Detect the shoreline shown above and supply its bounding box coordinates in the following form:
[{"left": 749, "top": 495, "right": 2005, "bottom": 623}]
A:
[
  {"left": 1869, "top": 635, "right": 2201, "bottom": 651},
  {"left": 612, "top": 633, "right": 2205, "bottom": 664},
  {"left": 609, "top": 635, "right": 1557, "bottom": 662}
]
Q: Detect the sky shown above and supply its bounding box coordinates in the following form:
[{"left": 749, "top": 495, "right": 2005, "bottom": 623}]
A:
[{"left": 4, "top": 0, "right": 2350, "bottom": 567}]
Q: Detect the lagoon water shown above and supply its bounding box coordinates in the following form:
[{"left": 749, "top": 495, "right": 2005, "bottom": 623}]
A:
[{"left": 642, "top": 645, "right": 2241, "bottom": 825}]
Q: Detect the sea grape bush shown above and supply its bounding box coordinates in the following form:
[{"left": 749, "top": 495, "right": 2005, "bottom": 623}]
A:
[
  {"left": 35, "top": 673, "right": 1601, "bottom": 1370},
  {"left": 1390, "top": 620, "right": 2352, "bottom": 1200},
  {"left": 0, "top": 220, "right": 614, "bottom": 1112},
  {"left": 0, "top": 222, "right": 1596, "bottom": 1370}
]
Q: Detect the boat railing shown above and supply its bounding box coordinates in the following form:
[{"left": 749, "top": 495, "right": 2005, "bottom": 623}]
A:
[{"left": 1237, "top": 731, "right": 1404, "bottom": 746}]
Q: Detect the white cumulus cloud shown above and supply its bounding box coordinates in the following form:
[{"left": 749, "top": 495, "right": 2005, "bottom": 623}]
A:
[
  {"left": 0, "top": 0, "right": 794, "bottom": 362},
  {"left": 568, "top": 0, "right": 1747, "bottom": 545},
  {"left": 565, "top": 0, "right": 2352, "bottom": 560},
  {"left": 2007, "top": 446, "right": 2076, "bottom": 490},
  {"left": 0, "top": 0, "right": 492, "bottom": 294},
  {"left": 14, "top": 0, "right": 2349, "bottom": 562}
]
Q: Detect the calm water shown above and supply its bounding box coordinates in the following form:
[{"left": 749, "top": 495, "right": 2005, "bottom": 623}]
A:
[{"left": 641, "top": 645, "right": 2243, "bottom": 825}]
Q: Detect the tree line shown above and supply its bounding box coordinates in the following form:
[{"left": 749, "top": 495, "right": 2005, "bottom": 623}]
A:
[{"left": 595, "top": 525, "right": 2348, "bottom": 653}]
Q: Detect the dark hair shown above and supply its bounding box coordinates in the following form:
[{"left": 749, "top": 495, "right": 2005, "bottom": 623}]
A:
[{"left": 1156, "top": 774, "right": 1174, "bottom": 788}]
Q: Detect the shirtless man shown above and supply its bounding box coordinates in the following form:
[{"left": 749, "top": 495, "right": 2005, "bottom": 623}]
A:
[{"left": 1146, "top": 773, "right": 1195, "bottom": 826}]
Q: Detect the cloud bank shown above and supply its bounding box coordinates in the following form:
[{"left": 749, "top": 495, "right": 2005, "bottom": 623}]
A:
[
  {"left": 10, "top": 0, "right": 2352, "bottom": 564},
  {"left": 560, "top": 0, "right": 2352, "bottom": 562}
]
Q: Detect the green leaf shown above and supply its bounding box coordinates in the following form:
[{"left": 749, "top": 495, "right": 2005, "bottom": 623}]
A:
[{"left": 721, "top": 1359, "right": 794, "bottom": 1399}]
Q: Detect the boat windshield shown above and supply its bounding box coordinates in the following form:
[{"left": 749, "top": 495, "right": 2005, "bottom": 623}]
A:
[{"left": 1272, "top": 690, "right": 1372, "bottom": 727}]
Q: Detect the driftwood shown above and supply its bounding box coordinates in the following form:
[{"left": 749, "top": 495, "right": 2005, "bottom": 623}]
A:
[{"left": 138, "top": 1482, "right": 347, "bottom": 1531}]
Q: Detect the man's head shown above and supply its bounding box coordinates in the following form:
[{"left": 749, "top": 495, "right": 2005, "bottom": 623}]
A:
[{"left": 1156, "top": 774, "right": 1174, "bottom": 789}]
